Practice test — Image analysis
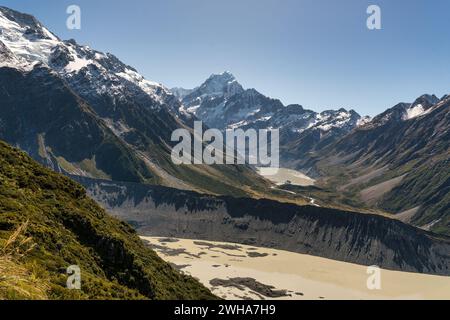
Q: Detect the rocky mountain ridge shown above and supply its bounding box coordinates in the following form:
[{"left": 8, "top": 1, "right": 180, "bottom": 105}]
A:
[{"left": 74, "top": 176, "right": 450, "bottom": 276}]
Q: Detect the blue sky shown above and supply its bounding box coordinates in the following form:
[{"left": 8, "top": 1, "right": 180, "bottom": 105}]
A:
[{"left": 2, "top": 0, "right": 450, "bottom": 116}]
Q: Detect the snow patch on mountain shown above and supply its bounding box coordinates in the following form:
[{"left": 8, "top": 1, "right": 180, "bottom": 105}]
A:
[
  {"left": 65, "top": 55, "right": 92, "bottom": 73},
  {"left": 103, "top": 118, "right": 133, "bottom": 137},
  {"left": 304, "top": 110, "right": 359, "bottom": 133},
  {"left": 403, "top": 104, "right": 431, "bottom": 120},
  {"left": 116, "top": 67, "right": 168, "bottom": 103},
  {"left": 402, "top": 95, "right": 440, "bottom": 120},
  {"left": 357, "top": 116, "right": 372, "bottom": 127}
]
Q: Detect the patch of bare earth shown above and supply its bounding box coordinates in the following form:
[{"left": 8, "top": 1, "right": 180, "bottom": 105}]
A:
[
  {"left": 394, "top": 206, "right": 421, "bottom": 223},
  {"left": 339, "top": 166, "right": 389, "bottom": 191},
  {"left": 360, "top": 175, "right": 406, "bottom": 204}
]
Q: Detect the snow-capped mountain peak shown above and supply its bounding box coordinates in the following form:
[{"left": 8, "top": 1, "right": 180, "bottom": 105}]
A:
[
  {"left": 176, "top": 71, "right": 365, "bottom": 139},
  {"left": 364, "top": 94, "right": 442, "bottom": 128},
  {"left": 0, "top": 6, "right": 58, "bottom": 42},
  {"left": 0, "top": 7, "right": 59, "bottom": 68},
  {"left": 178, "top": 71, "right": 246, "bottom": 116},
  {"left": 197, "top": 71, "right": 244, "bottom": 97},
  {"left": 0, "top": 6, "right": 177, "bottom": 111}
]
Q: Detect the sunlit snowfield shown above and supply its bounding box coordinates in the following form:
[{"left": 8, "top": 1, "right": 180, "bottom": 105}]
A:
[{"left": 142, "top": 237, "right": 450, "bottom": 300}]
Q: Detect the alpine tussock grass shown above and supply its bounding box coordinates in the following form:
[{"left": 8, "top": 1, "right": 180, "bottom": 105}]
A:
[{"left": 0, "top": 221, "right": 49, "bottom": 300}]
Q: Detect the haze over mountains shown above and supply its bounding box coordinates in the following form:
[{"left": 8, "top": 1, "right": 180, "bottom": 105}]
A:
[{"left": 0, "top": 4, "right": 449, "bottom": 289}]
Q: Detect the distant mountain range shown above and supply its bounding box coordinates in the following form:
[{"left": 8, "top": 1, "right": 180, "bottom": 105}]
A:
[
  {"left": 0, "top": 6, "right": 270, "bottom": 197},
  {"left": 174, "top": 74, "right": 449, "bottom": 235},
  {"left": 174, "top": 72, "right": 367, "bottom": 165},
  {"left": 309, "top": 94, "right": 450, "bottom": 235}
]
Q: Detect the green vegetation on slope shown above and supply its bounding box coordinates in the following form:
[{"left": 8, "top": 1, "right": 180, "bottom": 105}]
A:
[
  {"left": 310, "top": 99, "right": 450, "bottom": 235},
  {"left": 0, "top": 140, "right": 215, "bottom": 300},
  {"left": 381, "top": 156, "right": 450, "bottom": 235}
]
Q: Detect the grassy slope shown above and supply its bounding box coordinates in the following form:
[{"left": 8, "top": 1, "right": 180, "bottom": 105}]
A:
[
  {"left": 380, "top": 155, "right": 450, "bottom": 235},
  {"left": 0, "top": 256, "right": 49, "bottom": 299},
  {"left": 0, "top": 140, "right": 215, "bottom": 300},
  {"left": 0, "top": 221, "right": 50, "bottom": 299}
]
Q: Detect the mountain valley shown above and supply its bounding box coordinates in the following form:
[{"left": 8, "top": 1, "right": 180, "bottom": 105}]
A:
[{"left": 0, "top": 5, "right": 449, "bottom": 301}]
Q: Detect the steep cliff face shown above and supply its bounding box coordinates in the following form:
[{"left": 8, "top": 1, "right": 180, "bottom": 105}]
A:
[{"left": 74, "top": 176, "right": 450, "bottom": 276}]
